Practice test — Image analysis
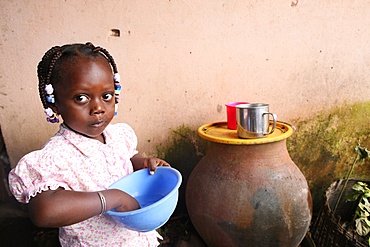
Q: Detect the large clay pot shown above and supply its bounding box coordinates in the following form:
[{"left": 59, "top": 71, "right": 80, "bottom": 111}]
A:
[{"left": 186, "top": 122, "right": 312, "bottom": 247}]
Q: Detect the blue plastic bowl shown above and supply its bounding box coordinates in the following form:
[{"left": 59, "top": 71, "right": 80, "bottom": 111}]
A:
[{"left": 106, "top": 167, "right": 182, "bottom": 232}]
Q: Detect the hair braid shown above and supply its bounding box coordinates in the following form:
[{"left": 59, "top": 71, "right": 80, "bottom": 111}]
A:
[
  {"left": 37, "top": 46, "right": 61, "bottom": 109},
  {"left": 98, "top": 48, "right": 118, "bottom": 74},
  {"left": 84, "top": 42, "right": 119, "bottom": 74}
]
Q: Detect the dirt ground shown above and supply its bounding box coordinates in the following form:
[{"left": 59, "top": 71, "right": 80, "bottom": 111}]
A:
[
  {"left": 0, "top": 199, "right": 206, "bottom": 247},
  {"left": 0, "top": 217, "right": 206, "bottom": 247}
]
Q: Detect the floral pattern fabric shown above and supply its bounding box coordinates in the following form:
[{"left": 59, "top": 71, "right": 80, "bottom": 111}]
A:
[{"left": 9, "top": 123, "right": 161, "bottom": 246}]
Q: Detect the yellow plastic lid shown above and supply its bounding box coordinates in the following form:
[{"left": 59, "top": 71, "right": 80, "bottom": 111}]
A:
[{"left": 198, "top": 121, "right": 294, "bottom": 145}]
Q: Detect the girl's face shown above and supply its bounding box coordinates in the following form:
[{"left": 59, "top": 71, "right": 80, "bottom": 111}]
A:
[{"left": 53, "top": 56, "right": 115, "bottom": 142}]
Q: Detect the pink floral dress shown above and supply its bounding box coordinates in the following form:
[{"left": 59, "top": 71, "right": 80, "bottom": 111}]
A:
[{"left": 9, "top": 123, "right": 162, "bottom": 246}]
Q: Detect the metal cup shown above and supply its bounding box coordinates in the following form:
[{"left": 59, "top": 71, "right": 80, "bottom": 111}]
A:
[{"left": 236, "top": 103, "right": 277, "bottom": 139}]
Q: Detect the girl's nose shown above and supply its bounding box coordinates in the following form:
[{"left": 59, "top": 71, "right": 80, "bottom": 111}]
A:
[{"left": 91, "top": 99, "right": 105, "bottom": 115}]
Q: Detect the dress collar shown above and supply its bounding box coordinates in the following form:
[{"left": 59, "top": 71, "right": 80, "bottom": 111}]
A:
[{"left": 58, "top": 124, "right": 113, "bottom": 157}]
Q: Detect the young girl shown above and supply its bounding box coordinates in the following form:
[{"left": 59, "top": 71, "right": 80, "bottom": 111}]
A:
[{"left": 8, "top": 42, "right": 170, "bottom": 246}]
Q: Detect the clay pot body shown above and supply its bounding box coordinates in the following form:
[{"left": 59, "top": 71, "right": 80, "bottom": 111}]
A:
[{"left": 186, "top": 140, "right": 312, "bottom": 247}]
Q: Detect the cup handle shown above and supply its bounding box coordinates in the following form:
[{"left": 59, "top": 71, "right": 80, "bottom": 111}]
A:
[{"left": 264, "top": 113, "right": 277, "bottom": 134}]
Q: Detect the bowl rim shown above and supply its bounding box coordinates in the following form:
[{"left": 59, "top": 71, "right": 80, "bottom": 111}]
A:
[{"left": 105, "top": 167, "right": 182, "bottom": 217}]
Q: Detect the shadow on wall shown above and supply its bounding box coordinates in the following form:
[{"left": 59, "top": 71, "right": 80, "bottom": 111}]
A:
[
  {"left": 155, "top": 125, "right": 208, "bottom": 216},
  {"left": 287, "top": 101, "right": 370, "bottom": 214}
]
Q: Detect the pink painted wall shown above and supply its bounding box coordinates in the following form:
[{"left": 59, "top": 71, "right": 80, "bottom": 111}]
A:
[{"left": 1, "top": 1, "right": 370, "bottom": 167}]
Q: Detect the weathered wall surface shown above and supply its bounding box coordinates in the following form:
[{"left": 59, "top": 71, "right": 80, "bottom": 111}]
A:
[
  {"left": 287, "top": 101, "right": 370, "bottom": 212},
  {"left": 1, "top": 1, "right": 369, "bottom": 167}
]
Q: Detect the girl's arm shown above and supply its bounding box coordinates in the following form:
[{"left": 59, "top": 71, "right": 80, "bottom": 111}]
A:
[
  {"left": 28, "top": 188, "right": 139, "bottom": 228},
  {"left": 131, "top": 153, "right": 170, "bottom": 173}
]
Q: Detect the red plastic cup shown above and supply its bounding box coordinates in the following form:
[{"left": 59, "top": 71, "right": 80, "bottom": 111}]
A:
[{"left": 225, "top": 101, "right": 248, "bottom": 130}]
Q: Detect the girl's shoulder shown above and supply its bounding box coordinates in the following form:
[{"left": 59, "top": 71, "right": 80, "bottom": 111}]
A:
[
  {"left": 19, "top": 125, "right": 82, "bottom": 164},
  {"left": 105, "top": 123, "right": 136, "bottom": 139},
  {"left": 105, "top": 123, "right": 138, "bottom": 150},
  {"left": 106, "top": 122, "right": 134, "bottom": 132},
  {"left": 19, "top": 133, "right": 74, "bottom": 165}
]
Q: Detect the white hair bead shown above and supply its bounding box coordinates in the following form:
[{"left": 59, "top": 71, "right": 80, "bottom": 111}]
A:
[
  {"left": 44, "top": 107, "right": 54, "bottom": 117},
  {"left": 113, "top": 73, "right": 120, "bottom": 82},
  {"left": 45, "top": 84, "right": 54, "bottom": 94}
]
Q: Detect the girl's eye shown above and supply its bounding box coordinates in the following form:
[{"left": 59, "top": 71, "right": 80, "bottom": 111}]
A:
[
  {"left": 75, "top": 95, "right": 89, "bottom": 103},
  {"left": 103, "top": 93, "right": 114, "bottom": 101}
]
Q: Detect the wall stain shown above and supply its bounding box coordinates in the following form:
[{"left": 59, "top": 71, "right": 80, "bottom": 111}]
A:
[
  {"left": 291, "top": 0, "right": 298, "bottom": 7},
  {"left": 155, "top": 125, "right": 208, "bottom": 215},
  {"left": 287, "top": 101, "right": 370, "bottom": 213}
]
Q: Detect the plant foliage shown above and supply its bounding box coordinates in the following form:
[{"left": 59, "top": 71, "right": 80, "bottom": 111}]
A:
[
  {"left": 344, "top": 145, "right": 370, "bottom": 246},
  {"left": 347, "top": 182, "right": 370, "bottom": 246}
]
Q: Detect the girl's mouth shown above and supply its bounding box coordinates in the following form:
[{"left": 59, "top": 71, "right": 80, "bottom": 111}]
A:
[{"left": 91, "top": 121, "right": 105, "bottom": 128}]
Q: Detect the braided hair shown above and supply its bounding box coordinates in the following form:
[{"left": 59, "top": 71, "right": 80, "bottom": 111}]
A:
[{"left": 37, "top": 42, "right": 121, "bottom": 122}]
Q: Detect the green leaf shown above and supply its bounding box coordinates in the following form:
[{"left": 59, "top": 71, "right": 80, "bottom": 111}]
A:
[
  {"left": 357, "top": 182, "right": 368, "bottom": 187},
  {"left": 355, "top": 144, "right": 370, "bottom": 161},
  {"left": 352, "top": 182, "right": 368, "bottom": 192},
  {"left": 357, "top": 209, "right": 370, "bottom": 217},
  {"left": 363, "top": 198, "right": 370, "bottom": 207},
  {"left": 355, "top": 218, "right": 370, "bottom": 236},
  {"left": 364, "top": 192, "right": 370, "bottom": 198},
  {"left": 347, "top": 192, "right": 361, "bottom": 202}
]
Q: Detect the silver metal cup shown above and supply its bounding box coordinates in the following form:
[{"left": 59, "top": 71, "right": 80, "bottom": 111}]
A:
[{"left": 236, "top": 103, "right": 277, "bottom": 138}]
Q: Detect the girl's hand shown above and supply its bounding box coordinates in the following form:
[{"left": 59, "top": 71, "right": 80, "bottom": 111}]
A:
[
  {"left": 115, "top": 190, "right": 140, "bottom": 212},
  {"left": 143, "top": 157, "right": 171, "bottom": 174},
  {"left": 131, "top": 154, "right": 171, "bottom": 174}
]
